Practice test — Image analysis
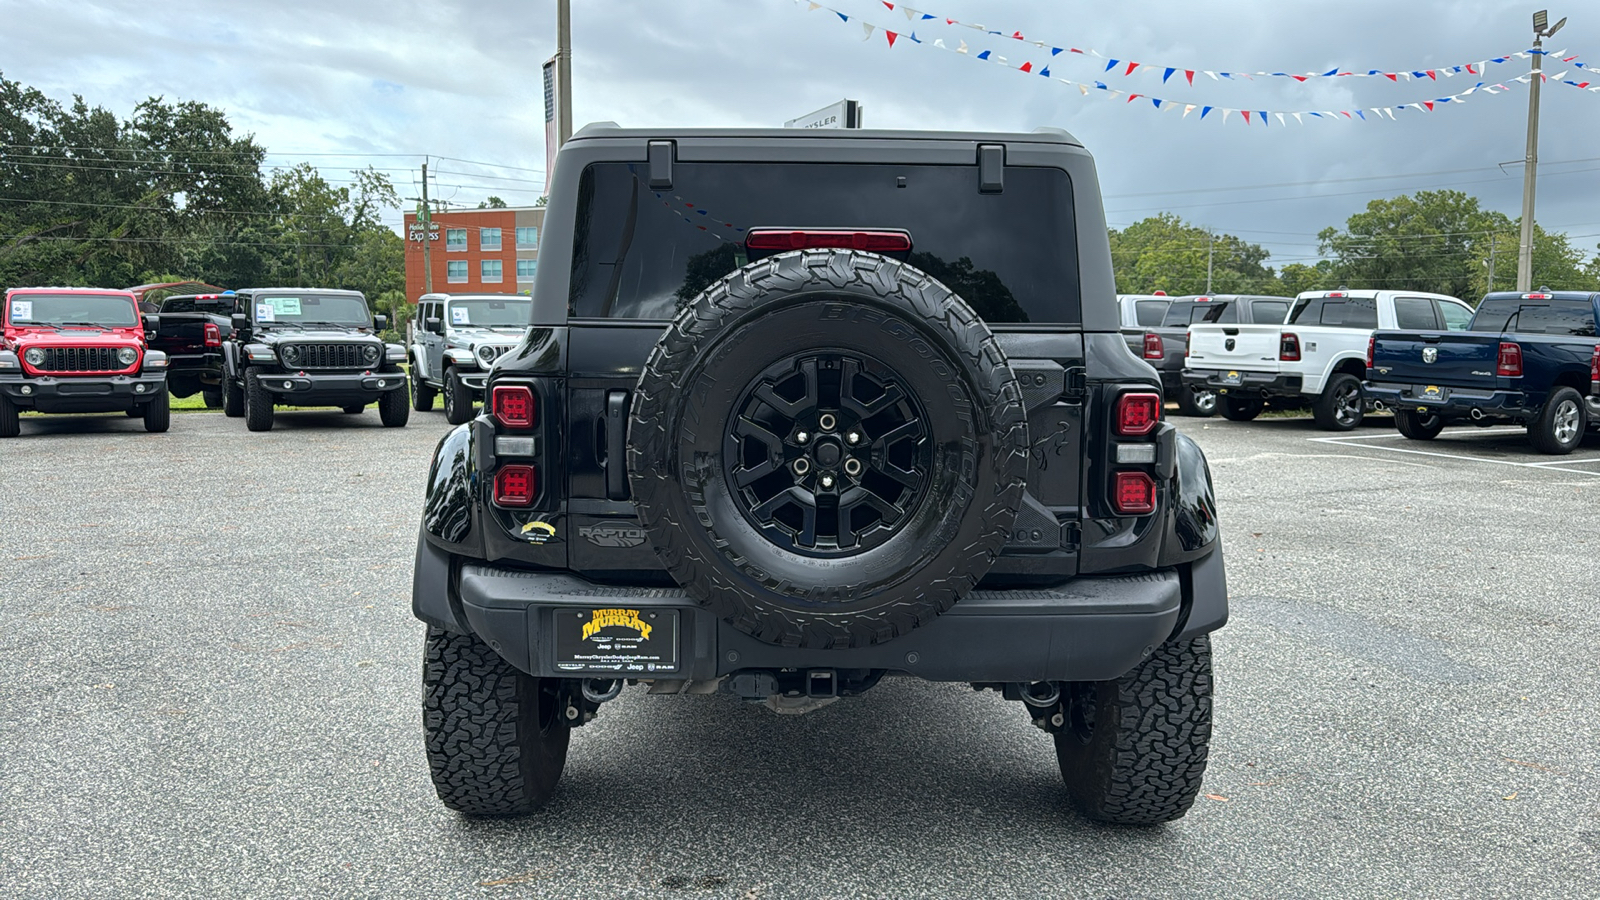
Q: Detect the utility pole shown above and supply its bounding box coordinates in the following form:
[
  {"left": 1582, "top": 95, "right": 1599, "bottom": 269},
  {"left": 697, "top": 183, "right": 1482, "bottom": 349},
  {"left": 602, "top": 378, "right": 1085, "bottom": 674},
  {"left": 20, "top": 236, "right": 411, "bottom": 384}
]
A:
[
  {"left": 420, "top": 158, "right": 434, "bottom": 295},
  {"left": 1205, "top": 228, "right": 1214, "bottom": 294},
  {"left": 557, "top": 0, "right": 573, "bottom": 146},
  {"left": 1487, "top": 233, "right": 1497, "bottom": 293},
  {"left": 1517, "top": 9, "right": 1566, "bottom": 291}
]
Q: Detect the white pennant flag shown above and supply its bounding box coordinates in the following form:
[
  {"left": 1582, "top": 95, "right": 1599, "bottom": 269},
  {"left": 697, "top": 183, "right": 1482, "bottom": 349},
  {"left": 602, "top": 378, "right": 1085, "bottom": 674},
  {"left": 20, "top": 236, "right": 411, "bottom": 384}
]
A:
[
  {"left": 903, "top": 7, "right": 916, "bottom": 21},
  {"left": 1221, "top": 109, "right": 1233, "bottom": 124},
  {"left": 806, "top": 1, "right": 820, "bottom": 9},
  {"left": 1204, "top": 71, "right": 1218, "bottom": 80},
  {"left": 1276, "top": 112, "right": 1286, "bottom": 126},
  {"left": 862, "top": 22, "right": 874, "bottom": 40},
  {"left": 1293, "top": 112, "right": 1304, "bottom": 124},
  {"left": 1183, "top": 104, "right": 1196, "bottom": 118},
  {"left": 957, "top": 40, "right": 968, "bottom": 54},
  {"left": 1079, "top": 84, "right": 1090, "bottom": 95},
  {"left": 934, "top": 38, "right": 946, "bottom": 49}
]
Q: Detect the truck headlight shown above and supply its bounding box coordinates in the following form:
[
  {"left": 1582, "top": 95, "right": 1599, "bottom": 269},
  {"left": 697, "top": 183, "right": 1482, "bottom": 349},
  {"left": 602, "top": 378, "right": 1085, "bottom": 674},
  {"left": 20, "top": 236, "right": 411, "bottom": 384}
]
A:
[
  {"left": 279, "top": 344, "right": 302, "bottom": 367},
  {"left": 477, "top": 345, "right": 498, "bottom": 365},
  {"left": 363, "top": 344, "right": 381, "bottom": 365},
  {"left": 117, "top": 347, "right": 138, "bottom": 366},
  {"left": 24, "top": 348, "right": 44, "bottom": 366}
]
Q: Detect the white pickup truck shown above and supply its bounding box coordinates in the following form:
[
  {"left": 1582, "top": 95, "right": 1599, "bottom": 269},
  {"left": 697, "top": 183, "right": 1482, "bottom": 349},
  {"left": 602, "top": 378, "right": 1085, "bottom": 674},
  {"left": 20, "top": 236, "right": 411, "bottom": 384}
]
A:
[{"left": 1182, "top": 289, "right": 1475, "bottom": 430}]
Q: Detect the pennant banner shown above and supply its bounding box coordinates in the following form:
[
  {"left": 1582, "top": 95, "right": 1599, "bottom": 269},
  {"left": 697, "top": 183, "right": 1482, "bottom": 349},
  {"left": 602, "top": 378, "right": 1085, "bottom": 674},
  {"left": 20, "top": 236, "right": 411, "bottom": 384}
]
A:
[
  {"left": 798, "top": 2, "right": 1600, "bottom": 126},
  {"left": 833, "top": 0, "right": 1597, "bottom": 86}
]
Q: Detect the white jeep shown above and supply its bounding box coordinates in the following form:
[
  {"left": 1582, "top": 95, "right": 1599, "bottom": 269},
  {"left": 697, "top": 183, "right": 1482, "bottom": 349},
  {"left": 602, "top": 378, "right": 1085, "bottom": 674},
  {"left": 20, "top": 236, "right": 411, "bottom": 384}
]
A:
[{"left": 408, "top": 292, "right": 531, "bottom": 423}]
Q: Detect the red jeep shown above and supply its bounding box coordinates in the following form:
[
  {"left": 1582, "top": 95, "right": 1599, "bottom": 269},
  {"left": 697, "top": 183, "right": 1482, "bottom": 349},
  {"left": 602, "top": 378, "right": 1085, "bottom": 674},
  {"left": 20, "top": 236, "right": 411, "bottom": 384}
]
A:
[{"left": 0, "top": 288, "right": 172, "bottom": 437}]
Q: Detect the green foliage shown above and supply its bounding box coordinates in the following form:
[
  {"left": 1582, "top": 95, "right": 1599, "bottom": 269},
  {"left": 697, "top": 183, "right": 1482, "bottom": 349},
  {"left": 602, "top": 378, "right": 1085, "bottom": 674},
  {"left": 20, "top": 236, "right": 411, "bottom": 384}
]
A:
[
  {"left": 1277, "top": 261, "right": 1335, "bottom": 297},
  {"left": 1317, "top": 191, "right": 1509, "bottom": 297},
  {"left": 1465, "top": 227, "right": 1598, "bottom": 300},
  {"left": 0, "top": 72, "right": 403, "bottom": 303},
  {"left": 478, "top": 196, "right": 508, "bottom": 209},
  {"left": 1109, "top": 214, "right": 1280, "bottom": 296}
]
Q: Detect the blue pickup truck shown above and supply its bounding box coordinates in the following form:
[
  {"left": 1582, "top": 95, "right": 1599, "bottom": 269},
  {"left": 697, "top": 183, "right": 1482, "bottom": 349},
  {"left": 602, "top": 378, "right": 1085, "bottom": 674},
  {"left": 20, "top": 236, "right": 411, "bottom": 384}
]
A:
[{"left": 1365, "top": 290, "right": 1600, "bottom": 454}]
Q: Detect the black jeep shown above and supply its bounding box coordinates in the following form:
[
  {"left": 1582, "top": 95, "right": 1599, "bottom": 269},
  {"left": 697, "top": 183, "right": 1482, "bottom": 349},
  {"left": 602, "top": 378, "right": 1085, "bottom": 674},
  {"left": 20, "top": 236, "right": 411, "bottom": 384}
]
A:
[
  {"left": 219, "top": 287, "right": 409, "bottom": 431},
  {"left": 412, "top": 125, "right": 1228, "bottom": 825}
]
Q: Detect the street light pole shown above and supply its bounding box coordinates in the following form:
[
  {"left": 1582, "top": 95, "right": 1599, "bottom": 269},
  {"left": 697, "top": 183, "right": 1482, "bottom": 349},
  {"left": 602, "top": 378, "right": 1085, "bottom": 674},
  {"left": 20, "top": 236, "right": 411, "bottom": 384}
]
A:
[
  {"left": 1517, "top": 9, "right": 1565, "bottom": 292},
  {"left": 557, "top": 0, "right": 573, "bottom": 147}
]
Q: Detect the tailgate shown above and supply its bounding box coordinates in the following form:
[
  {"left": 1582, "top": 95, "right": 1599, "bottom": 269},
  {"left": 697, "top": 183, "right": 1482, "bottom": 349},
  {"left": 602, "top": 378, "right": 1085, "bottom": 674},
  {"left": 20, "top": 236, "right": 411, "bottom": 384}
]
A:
[
  {"left": 1185, "top": 324, "right": 1282, "bottom": 373},
  {"left": 1370, "top": 331, "right": 1501, "bottom": 389}
]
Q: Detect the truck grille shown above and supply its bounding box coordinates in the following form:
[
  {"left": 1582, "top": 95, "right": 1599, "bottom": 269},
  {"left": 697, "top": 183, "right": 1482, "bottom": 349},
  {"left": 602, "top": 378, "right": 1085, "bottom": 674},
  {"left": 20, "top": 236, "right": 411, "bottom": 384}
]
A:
[
  {"left": 35, "top": 347, "right": 127, "bottom": 372},
  {"left": 284, "top": 343, "right": 370, "bottom": 369}
]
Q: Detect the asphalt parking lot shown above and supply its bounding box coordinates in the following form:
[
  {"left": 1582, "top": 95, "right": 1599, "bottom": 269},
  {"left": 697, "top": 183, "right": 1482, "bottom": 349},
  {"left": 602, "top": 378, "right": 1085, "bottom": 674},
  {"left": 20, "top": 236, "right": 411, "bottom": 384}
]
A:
[{"left": 2, "top": 408, "right": 1597, "bottom": 899}]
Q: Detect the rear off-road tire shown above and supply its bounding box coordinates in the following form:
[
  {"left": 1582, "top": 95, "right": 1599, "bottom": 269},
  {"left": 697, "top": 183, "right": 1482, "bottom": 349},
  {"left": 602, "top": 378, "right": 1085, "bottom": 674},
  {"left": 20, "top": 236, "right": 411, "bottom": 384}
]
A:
[
  {"left": 1528, "top": 386, "right": 1586, "bottom": 455},
  {"left": 223, "top": 377, "right": 245, "bottom": 418},
  {"left": 444, "top": 369, "right": 474, "bottom": 425},
  {"left": 379, "top": 382, "right": 411, "bottom": 427},
  {"left": 411, "top": 367, "right": 436, "bottom": 412},
  {"left": 1394, "top": 409, "right": 1445, "bottom": 441},
  {"left": 0, "top": 393, "right": 18, "bottom": 437},
  {"left": 244, "top": 369, "right": 274, "bottom": 432},
  {"left": 422, "top": 626, "right": 569, "bottom": 816},
  {"left": 1219, "top": 396, "right": 1264, "bottom": 422},
  {"left": 142, "top": 391, "right": 170, "bottom": 433},
  {"left": 1055, "top": 635, "right": 1214, "bottom": 825}
]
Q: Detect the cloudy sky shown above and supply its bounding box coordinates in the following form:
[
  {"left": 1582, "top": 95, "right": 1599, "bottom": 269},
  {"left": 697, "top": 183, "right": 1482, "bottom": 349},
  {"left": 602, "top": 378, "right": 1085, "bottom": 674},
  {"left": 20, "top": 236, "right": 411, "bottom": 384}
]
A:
[{"left": 4, "top": 0, "right": 1599, "bottom": 267}]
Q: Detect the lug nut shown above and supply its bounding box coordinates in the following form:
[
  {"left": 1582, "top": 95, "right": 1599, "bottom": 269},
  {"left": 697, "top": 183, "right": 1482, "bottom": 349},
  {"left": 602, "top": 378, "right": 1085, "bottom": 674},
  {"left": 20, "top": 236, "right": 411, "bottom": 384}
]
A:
[
  {"left": 796, "top": 431, "right": 810, "bottom": 443},
  {"left": 821, "top": 475, "right": 834, "bottom": 489},
  {"left": 818, "top": 413, "right": 836, "bottom": 431},
  {"left": 846, "top": 431, "right": 860, "bottom": 444}
]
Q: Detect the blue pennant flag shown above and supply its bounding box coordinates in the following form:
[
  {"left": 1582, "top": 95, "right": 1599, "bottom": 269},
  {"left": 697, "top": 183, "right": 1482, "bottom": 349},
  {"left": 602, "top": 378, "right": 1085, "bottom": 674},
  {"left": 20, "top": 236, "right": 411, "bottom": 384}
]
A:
[
  {"left": 1200, "top": 106, "right": 1213, "bottom": 118},
  {"left": 977, "top": 50, "right": 991, "bottom": 60},
  {"left": 1163, "top": 67, "right": 1175, "bottom": 82},
  {"left": 1106, "top": 59, "right": 1119, "bottom": 71},
  {"left": 836, "top": 11, "right": 848, "bottom": 22}
]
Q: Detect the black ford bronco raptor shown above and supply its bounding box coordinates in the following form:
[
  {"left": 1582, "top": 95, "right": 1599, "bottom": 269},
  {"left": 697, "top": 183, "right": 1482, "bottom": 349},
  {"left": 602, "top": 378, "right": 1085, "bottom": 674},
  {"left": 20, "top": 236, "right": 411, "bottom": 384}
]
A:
[{"left": 412, "top": 125, "right": 1228, "bottom": 825}]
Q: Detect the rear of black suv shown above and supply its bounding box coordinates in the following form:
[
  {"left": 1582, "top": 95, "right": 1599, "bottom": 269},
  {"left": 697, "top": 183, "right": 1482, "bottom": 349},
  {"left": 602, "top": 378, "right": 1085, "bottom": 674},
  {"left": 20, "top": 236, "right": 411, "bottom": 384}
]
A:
[{"left": 412, "top": 125, "right": 1227, "bottom": 825}]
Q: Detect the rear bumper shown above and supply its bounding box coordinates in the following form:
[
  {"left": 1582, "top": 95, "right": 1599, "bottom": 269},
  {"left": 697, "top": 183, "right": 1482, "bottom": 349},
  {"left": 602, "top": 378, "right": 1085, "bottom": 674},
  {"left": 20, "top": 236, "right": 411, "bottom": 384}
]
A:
[
  {"left": 1184, "top": 368, "right": 1302, "bottom": 398},
  {"left": 1363, "top": 382, "right": 1526, "bottom": 418},
  {"left": 0, "top": 371, "right": 168, "bottom": 413},
  {"left": 413, "top": 533, "right": 1228, "bottom": 684},
  {"left": 257, "top": 370, "right": 406, "bottom": 405}
]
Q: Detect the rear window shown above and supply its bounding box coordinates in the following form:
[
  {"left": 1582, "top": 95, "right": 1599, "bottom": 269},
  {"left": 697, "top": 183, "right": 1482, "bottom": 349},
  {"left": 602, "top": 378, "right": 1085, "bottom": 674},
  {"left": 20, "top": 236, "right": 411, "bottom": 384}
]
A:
[
  {"left": 1249, "top": 300, "right": 1289, "bottom": 324},
  {"left": 568, "top": 161, "right": 1079, "bottom": 324},
  {"left": 1290, "top": 296, "right": 1378, "bottom": 329},
  {"left": 1393, "top": 297, "right": 1439, "bottom": 330},
  {"left": 1473, "top": 298, "right": 1597, "bottom": 335},
  {"left": 1134, "top": 300, "right": 1168, "bottom": 326},
  {"left": 1164, "top": 300, "right": 1235, "bottom": 326},
  {"left": 160, "top": 296, "right": 227, "bottom": 313}
]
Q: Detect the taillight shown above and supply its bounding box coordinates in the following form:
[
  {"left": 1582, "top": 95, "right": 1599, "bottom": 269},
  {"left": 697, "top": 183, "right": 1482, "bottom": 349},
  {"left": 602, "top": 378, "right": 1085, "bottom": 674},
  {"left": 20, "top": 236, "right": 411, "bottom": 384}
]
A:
[
  {"left": 1142, "top": 332, "right": 1163, "bottom": 360},
  {"left": 1112, "top": 471, "right": 1157, "bottom": 515},
  {"left": 1590, "top": 344, "right": 1600, "bottom": 384},
  {"left": 745, "top": 229, "right": 912, "bottom": 253},
  {"left": 1496, "top": 342, "right": 1523, "bottom": 377},
  {"left": 1366, "top": 336, "right": 1375, "bottom": 369},
  {"left": 1115, "top": 392, "right": 1161, "bottom": 437},
  {"left": 1184, "top": 331, "right": 1191, "bottom": 358},
  {"left": 1280, "top": 333, "right": 1301, "bottom": 362},
  {"left": 493, "top": 465, "right": 537, "bottom": 507},
  {"left": 1524, "top": 292, "right": 1552, "bottom": 300},
  {"left": 203, "top": 323, "right": 221, "bottom": 348},
  {"left": 492, "top": 385, "right": 536, "bottom": 428}
]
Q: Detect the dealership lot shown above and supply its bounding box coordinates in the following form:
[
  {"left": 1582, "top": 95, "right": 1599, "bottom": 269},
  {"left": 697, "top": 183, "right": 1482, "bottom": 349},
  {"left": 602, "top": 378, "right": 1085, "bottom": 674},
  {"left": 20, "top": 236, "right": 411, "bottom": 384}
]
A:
[{"left": 1, "top": 411, "right": 1596, "bottom": 899}]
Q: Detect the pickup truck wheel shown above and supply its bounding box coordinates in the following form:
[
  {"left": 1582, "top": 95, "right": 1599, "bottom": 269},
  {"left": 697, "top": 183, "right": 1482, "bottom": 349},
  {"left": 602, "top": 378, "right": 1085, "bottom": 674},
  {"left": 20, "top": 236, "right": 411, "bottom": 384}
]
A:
[
  {"left": 202, "top": 388, "right": 223, "bottom": 409},
  {"left": 1312, "top": 374, "right": 1364, "bottom": 431},
  {"left": 0, "top": 394, "right": 18, "bottom": 438},
  {"left": 423, "top": 626, "right": 569, "bottom": 816},
  {"left": 1175, "top": 387, "right": 1217, "bottom": 418},
  {"left": 444, "top": 370, "right": 474, "bottom": 425},
  {"left": 1529, "top": 387, "right": 1586, "bottom": 455},
  {"left": 379, "top": 381, "right": 411, "bottom": 427},
  {"left": 223, "top": 378, "right": 245, "bottom": 418},
  {"left": 1394, "top": 409, "right": 1445, "bottom": 441},
  {"left": 244, "top": 370, "right": 274, "bottom": 432},
  {"left": 142, "top": 391, "right": 170, "bottom": 433},
  {"left": 629, "top": 248, "right": 1029, "bottom": 649},
  {"left": 1055, "top": 636, "right": 1213, "bottom": 825},
  {"left": 1219, "top": 396, "right": 1264, "bottom": 422},
  {"left": 411, "top": 368, "right": 436, "bottom": 412}
]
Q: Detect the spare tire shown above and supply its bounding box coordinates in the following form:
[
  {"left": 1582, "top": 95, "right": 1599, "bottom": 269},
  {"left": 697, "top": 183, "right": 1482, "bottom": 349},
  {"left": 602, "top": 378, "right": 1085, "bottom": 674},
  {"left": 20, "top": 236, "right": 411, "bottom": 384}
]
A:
[{"left": 628, "top": 248, "right": 1029, "bottom": 649}]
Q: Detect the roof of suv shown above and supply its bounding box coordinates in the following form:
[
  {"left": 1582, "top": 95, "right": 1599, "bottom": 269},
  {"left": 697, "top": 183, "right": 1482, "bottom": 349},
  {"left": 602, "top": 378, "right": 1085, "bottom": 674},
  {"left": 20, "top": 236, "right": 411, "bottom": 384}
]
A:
[
  {"left": 235, "top": 287, "right": 366, "bottom": 296},
  {"left": 7, "top": 287, "right": 137, "bottom": 296},
  {"left": 570, "top": 122, "right": 1084, "bottom": 147}
]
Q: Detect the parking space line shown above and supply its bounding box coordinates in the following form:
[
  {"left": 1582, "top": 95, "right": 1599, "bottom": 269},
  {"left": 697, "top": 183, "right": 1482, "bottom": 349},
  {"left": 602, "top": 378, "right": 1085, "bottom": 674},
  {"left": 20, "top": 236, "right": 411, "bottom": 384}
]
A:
[{"left": 1309, "top": 432, "right": 1600, "bottom": 477}]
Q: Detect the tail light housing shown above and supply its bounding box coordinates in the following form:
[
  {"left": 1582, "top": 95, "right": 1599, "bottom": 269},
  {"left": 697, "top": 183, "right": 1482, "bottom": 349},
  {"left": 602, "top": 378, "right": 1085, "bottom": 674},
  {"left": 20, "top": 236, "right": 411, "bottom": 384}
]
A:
[
  {"left": 1590, "top": 344, "right": 1600, "bottom": 385},
  {"left": 1280, "top": 332, "right": 1301, "bottom": 362},
  {"left": 1496, "top": 342, "right": 1523, "bottom": 377},
  {"left": 492, "top": 384, "right": 536, "bottom": 429},
  {"left": 1112, "top": 471, "right": 1157, "bottom": 515},
  {"left": 745, "top": 229, "right": 912, "bottom": 253},
  {"left": 493, "top": 465, "right": 537, "bottom": 507},
  {"left": 203, "top": 323, "right": 221, "bottom": 348},
  {"left": 1115, "top": 392, "right": 1161, "bottom": 437},
  {"left": 1366, "top": 336, "right": 1375, "bottom": 369},
  {"left": 1142, "top": 332, "right": 1163, "bottom": 360}
]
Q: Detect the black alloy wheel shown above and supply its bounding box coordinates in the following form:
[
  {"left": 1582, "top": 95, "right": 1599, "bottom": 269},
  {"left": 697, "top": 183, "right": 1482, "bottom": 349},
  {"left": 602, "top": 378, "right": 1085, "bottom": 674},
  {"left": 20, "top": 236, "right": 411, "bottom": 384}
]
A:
[{"left": 725, "top": 352, "right": 933, "bottom": 556}]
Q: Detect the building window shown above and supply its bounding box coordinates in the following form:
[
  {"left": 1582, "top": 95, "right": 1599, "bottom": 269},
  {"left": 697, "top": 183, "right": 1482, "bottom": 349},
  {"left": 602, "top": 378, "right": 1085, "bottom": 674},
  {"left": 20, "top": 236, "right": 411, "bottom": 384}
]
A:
[
  {"left": 516, "top": 226, "right": 539, "bottom": 248},
  {"left": 445, "top": 228, "right": 467, "bottom": 251},
  {"left": 479, "top": 227, "right": 502, "bottom": 251},
  {"left": 517, "top": 259, "right": 538, "bottom": 281},
  {"left": 446, "top": 260, "right": 468, "bottom": 283},
  {"left": 481, "top": 259, "right": 503, "bottom": 283}
]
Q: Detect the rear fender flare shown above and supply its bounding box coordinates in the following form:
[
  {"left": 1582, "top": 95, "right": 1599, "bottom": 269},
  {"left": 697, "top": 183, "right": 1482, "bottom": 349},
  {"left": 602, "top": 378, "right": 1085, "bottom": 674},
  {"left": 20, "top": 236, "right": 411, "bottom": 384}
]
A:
[{"left": 1159, "top": 432, "right": 1220, "bottom": 565}]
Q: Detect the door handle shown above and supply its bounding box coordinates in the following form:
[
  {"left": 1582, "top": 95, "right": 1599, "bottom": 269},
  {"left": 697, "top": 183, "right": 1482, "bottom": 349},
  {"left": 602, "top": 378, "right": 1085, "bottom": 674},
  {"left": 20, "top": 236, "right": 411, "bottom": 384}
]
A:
[{"left": 606, "top": 390, "right": 628, "bottom": 500}]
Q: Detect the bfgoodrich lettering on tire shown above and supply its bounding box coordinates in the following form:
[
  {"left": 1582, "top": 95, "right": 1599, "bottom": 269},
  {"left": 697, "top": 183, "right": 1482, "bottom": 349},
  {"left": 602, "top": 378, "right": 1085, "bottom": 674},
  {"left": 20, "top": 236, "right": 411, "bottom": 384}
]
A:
[{"left": 627, "top": 248, "right": 1029, "bottom": 649}]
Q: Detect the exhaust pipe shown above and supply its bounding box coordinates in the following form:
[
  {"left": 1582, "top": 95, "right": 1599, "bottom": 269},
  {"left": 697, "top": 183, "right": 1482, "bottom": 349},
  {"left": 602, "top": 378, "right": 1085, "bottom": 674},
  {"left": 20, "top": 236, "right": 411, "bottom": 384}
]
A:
[
  {"left": 1020, "top": 681, "right": 1061, "bottom": 708},
  {"left": 581, "top": 678, "right": 624, "bottom": 704},
  {"left": 1470, "top": 408, "right": 1484, "bottom": 421},
  {"left": 1372, "top": 400, "right": 1387, "bottom": 412}
]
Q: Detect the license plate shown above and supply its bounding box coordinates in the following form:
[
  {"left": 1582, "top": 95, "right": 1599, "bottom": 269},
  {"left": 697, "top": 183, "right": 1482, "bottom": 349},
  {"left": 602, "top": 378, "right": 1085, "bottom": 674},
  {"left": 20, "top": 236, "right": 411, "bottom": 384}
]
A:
[
  {"left": 554, "top": 608, "right": 679, "bottom": 674},
  {"left": 1221, "top": 371, "right": 1243, "bottom": 386},
  {"left": 1418, "top": 384, "right": 1447, "bottom": 403}
]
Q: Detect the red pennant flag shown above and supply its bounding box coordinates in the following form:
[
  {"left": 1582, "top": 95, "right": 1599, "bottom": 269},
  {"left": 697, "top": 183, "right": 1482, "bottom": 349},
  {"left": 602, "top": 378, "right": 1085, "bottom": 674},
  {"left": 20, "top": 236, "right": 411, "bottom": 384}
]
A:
[
  {"left": 1385, "top": 73, "right": 1398, "bottom": 81},
  {"left": 882, "top": 2, "right": 894, "bottom": 9},
  {"left": 1012, "top": 30, "right": 1024, "bottom": 40},
  {"left": 1125, "top": 61, "right": 1139, "bottom": 76},
  {"left": 885, "top": 30, "right": 898, "bottom": 47},
  {"left": 1467, "top": 64, "right": 1477, "bottom": 74},
  {"left": 1424, "top": 101, "right": 1435, "bottom": 110},
  {"left": 1019, "top": 62, "right": 1033, "bottom": 73},
  {"left": 1127, "top": 93, "right": 1142, "bottom": 103},
  {"left": 1242, "top": 111, "right": 1252, "bottom": 123},
  {"left": 1426, "top": 70, "right": 1437, "bottom": 80},
  {"left": 1070, "top": 48, "right": 1084, "bottom": 54},
  {"left": 1185, "top": 70, "right": 1195, "bottom": 85},
  {"left": 1292, "top": 75, "right": 1308, "bottom": 82},
  {"left": 946, "top": 18, "right": 955, "bottom": 24}
]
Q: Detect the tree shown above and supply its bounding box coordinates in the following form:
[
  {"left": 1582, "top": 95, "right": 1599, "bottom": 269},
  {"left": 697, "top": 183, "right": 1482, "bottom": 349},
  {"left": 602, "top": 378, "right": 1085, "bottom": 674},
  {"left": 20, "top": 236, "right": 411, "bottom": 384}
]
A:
[
  {"left": 1109, "top": 214, "right": 1279, "bottom": 296},
  {"left": 1318, "top": 191, "right": 1508, "bottom": 297},
  {"left": 1466, "top": 226, "right": 1596, "bottom": 299},
  {"left": 1277, "top": 261, "right": 1335, "bottom": 297},
  {"left": 478, "top": 196, "right": 508, "bottom": 209}
]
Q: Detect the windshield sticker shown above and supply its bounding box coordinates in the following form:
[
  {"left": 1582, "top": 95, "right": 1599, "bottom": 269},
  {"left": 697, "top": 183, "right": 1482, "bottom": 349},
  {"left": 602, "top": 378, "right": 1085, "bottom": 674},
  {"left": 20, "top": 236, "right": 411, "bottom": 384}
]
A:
[
  {"left": 265, "top": 297, "right": 302, "bottom": 316},
  {"left": 256, "top": 303, "right": 276, "bottom": 322},
  {"left": 9, "top": 300, "right": 32, "bottom": 322},
  {"left": 452, "top": 307, "right": 470, "bottom": 325}
]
